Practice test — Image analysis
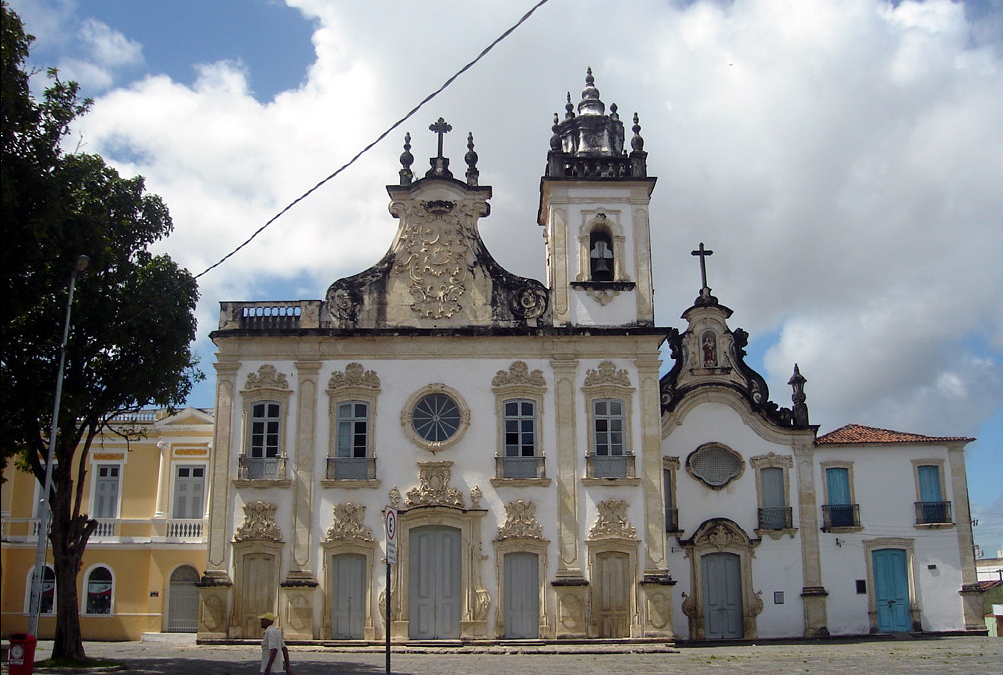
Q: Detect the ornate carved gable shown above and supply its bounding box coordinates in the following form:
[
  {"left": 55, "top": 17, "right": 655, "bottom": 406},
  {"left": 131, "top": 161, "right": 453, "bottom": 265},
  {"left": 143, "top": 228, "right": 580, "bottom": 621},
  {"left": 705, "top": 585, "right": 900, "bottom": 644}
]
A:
[
  {"left": 492, "top": 361, "right": 546, "bottom": 388},
  {"left": 404, "top": 461, "right": 466, "bottom": 508},
  {"left": 496, "top": 500, "right": 545, "bottom": 540},
  {"left": 323, "top": 502, "right": 374, "bottom": 543},
  {"left": 328, "top": 362, "right": 381, "bottom": 391},
  {"left": 660, "top": 297, "right": 810, "bottom": 430},
  {"left": 588, "top": 499, "right": 637, "bottom": 540},
  {"left": 234, "top": 501, "right": 283, "bottom": 542},
  {"left": 322, "top": 129, "right": 549, "bottom": 331},
  {"left": 244, "top": 364, "right": 289, "bottom": 392}
]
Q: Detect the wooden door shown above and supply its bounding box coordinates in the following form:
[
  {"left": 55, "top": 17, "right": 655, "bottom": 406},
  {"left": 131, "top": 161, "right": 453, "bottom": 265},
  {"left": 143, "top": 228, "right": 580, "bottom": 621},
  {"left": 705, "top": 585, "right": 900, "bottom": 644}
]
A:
[
  {"left": 504, "top": 552, "right": 539, "bottom": 639},
  {"left": 331, "top": 553, "right": 366, "bottom": 639},
  {"left": 702, "top": 552, "right": 743, "bottom": 639},
  {"left": 408, "top": 526, "right": 461, "bottom": 639},
  {"left": 873, "top": 549, "right": 911, "bottom": 633},
  {"left": 242, "top": 552, "right": 275, "bottom": 637},
  {"left": 594, "top": 551, "right": 630, "bottom": 638}
]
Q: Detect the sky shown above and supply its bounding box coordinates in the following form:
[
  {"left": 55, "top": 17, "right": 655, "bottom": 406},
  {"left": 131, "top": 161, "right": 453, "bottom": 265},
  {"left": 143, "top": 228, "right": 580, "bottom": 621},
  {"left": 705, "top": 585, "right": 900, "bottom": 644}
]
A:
[{"left": 10, "top": 0, "right": 1002, "bottom": 556}]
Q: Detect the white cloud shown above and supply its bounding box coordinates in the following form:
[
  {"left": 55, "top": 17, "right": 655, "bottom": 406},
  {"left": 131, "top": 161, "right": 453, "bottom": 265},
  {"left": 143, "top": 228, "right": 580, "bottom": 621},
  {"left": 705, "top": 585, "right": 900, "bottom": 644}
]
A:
[
  {"left": 79, "top": 17, "right": 142, "bottom": 68},
  {"left": 49, "top": 0, "right": 1000, "bottom": 452}
]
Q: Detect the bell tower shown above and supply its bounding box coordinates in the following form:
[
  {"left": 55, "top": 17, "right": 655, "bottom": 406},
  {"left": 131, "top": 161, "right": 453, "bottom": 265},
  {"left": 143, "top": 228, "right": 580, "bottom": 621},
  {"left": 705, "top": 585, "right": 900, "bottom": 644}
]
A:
[{"left": 537, "top": 69, "right": 656, "bottom": 327}]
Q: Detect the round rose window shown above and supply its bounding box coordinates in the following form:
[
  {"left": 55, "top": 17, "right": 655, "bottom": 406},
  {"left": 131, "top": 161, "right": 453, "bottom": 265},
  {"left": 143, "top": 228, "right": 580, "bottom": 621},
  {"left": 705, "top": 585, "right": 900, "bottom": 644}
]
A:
[{"left": 411, "top": 393, "right": 462, "bottom": 443}]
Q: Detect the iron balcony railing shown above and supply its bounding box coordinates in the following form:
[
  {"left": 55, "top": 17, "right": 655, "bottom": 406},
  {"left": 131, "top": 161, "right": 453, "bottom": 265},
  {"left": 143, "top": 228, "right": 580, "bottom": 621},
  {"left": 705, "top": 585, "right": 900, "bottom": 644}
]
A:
[
  {"left": 586, "top": 453, "right": 636, "bottom": 479},
  {"left": 238, "top": 454, "right": 288, "bottom": 480},
  {"left": 758, "top": 506, "right": 794, "bottom": 531},
  {"left": 915, "top": 501, "right": 952, "bottom": 525},
  {"left": 326, "top": 456, "right": 377, "bottom": 481},
  {"left": 496, "top": 456, "right": 546, "bottom": 480},
  {"left": 822, "top": 503, "right": 860, "bottom": 530}
]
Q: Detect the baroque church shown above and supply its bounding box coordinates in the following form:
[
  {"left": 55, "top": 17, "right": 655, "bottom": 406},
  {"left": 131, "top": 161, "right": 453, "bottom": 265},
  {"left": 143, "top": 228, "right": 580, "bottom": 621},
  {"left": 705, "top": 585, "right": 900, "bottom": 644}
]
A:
[{"left": 198, "top": 72, "right": 983, "bottom": 642}]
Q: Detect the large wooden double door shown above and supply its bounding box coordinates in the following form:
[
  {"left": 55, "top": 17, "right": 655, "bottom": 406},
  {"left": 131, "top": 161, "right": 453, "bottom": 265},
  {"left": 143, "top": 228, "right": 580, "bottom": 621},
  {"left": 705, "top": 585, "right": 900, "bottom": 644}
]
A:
[{"left": 408, "top": 526, "right": 462, "bottom": 639}]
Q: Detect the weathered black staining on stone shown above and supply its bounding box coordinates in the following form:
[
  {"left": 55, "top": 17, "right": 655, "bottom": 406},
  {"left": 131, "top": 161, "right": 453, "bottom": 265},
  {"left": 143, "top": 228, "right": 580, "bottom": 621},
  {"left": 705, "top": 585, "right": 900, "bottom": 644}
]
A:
[{"left": 323, "top": 256, "right": 393, "bottom": 329}]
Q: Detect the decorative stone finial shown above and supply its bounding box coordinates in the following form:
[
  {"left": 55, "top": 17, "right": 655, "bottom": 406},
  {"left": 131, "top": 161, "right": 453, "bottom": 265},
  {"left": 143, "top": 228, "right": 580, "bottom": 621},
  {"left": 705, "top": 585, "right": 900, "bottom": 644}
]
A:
[
  {"left": 464, "top": 132, "right": 479, "bottom": 186},
  {"left": 578, "top": 67, "right": 605, "bottom": 116},
  {"left": 399, "top": 132, "right": 414, "bottom": 185},
  {"left": 550, "top": 113, "right": 562, "bottom": 151},
  {"left": 631, "top": 113, "right": 644, "bottom": 153},
  {"left": 789, "top": 364, "right": 809, "bottom": 427},
  {"left": 609, "top": 102, "right": 619, "bottom": 121},
  {"left": 564, "top": 93, "right": 575, "bottom": 120}
]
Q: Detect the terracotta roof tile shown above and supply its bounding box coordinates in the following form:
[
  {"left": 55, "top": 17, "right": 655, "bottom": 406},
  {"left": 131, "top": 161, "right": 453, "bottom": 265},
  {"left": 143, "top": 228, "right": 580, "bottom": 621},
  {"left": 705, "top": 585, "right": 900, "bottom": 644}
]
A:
[{"left": 816, "top": 423, "right": 975, "bottom": 446}]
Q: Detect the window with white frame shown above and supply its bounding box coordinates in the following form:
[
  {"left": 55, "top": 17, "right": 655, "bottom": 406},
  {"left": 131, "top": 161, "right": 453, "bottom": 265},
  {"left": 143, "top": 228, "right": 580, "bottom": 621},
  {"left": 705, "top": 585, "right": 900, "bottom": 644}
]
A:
[
  {"left": 172, "top": 465, "right": 206, "bottom": 520},
  {"left": 326, "top": 363, "right": 382, "bottom": 483},
  {"left": 504, "top": 399, "right": 537, "bottom": 457},
  {"left": 593, "top": 398, "right": 624, "bottom": 456},
  {"left": 84, "top": 565, "right": 113, "bottom": 615},
  {"left": 663, "top": 457, "right": 680, "bottom": 532},
  {"left": 581, "top": 361, "right": 635, "bottom": 481},
  {"left": 750, "top": 453, "right": 794, "bottom": 532},
  {"left": 24, "top": 565, "right": 56, "bottom": 614},
  {"left": 491, "top": 361, "right": 548, "bottom": 482},
  {"left": 91, "top": 464, "right": 121, "bottom": 536}
]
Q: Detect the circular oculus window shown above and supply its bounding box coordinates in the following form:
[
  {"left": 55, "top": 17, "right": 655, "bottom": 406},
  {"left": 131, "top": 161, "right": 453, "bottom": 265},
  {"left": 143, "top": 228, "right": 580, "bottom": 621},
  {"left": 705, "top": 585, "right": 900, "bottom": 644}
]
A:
[
  {"left": 411, "top": 393, "right": 461, "bottom": 442},
  {"left": 401, "top": 385, "right": 470, "bottom": 452}
]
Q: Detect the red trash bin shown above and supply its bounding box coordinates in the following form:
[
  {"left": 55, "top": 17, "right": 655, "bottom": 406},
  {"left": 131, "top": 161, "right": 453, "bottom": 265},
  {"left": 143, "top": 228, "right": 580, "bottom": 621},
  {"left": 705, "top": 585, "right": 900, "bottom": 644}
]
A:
[{"left": 7, "top": 633, "right": 37, "bottom": 675}]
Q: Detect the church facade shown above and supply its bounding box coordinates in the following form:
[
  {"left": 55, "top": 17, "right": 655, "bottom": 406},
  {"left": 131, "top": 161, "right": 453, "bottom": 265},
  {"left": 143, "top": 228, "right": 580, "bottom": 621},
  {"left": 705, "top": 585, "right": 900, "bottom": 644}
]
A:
[{"left": 199, "top": 72, "right": 983, "bottom": 642}]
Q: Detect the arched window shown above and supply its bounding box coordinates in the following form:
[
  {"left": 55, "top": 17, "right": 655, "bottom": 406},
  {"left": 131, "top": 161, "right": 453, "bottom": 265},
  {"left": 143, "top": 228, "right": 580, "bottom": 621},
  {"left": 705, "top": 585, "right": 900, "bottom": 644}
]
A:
[
  {"left": 24, "top": 565, "right": 56, "bottom": 614},
  {"left": 589, "top": 229, "right": 614, "bottom": 281},
  {"left": 85, "top": 565, "right": 114, "bottom": 615}
]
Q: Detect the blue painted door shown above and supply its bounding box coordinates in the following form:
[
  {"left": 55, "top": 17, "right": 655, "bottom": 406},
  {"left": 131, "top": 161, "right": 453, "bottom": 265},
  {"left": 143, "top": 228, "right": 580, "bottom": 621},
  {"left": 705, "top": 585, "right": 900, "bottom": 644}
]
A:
[
  {"left": 702, "top": 552, "right": 743, "bottom": 639},
  {"left": 872, "top": 548, "right": 911, "bottom": 632}
]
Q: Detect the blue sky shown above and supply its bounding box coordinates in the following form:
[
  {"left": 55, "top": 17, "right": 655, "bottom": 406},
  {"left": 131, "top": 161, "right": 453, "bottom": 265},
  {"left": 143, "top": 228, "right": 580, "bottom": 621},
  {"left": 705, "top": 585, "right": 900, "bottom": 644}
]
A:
[{"left": 10, "top": 0, "right": 1002, "bottom": 555}]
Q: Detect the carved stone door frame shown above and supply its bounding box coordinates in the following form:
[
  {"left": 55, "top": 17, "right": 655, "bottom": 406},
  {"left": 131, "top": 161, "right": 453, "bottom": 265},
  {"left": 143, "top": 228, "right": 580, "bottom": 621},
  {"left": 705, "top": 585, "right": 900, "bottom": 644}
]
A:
[{"left": 680, "top": 518, "right": 763, "bottom": 640}]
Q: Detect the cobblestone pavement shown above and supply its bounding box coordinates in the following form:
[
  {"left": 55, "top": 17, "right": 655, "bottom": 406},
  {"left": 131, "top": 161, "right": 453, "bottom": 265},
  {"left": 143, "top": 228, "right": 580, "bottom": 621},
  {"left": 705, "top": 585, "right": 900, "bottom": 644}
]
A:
[{"left": 15, "top": 635, "right": 1003, "bottom": 675}]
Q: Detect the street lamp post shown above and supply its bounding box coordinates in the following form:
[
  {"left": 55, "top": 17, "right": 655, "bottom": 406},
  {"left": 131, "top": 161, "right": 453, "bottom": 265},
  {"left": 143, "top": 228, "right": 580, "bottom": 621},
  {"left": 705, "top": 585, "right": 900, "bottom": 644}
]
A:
[{"left": 28, "top": 254, "right": 89, "bottom": 637}]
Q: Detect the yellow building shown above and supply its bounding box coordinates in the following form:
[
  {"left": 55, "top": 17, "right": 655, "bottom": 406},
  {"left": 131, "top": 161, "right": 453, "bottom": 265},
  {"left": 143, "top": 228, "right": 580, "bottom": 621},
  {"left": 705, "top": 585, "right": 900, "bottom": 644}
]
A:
[{"left": 1, "top": 408, "right": 213, "bottom": 640}]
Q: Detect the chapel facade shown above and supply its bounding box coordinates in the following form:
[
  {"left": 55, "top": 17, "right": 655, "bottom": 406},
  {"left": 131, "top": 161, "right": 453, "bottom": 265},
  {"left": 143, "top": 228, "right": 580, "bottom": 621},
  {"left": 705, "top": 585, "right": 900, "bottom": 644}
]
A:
[{"left": 198, "top": 72, "right": 983, "bottom": 642}]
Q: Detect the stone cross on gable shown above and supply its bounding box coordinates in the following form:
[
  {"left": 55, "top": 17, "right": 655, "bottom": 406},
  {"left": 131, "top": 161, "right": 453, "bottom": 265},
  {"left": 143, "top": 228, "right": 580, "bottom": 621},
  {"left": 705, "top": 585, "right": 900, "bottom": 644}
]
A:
[
  {"left": 429, "top": 117, "right": 452, "bottom": 158},
  {"left": 691, "top": 242, "right": 713, "bottom": 289}
]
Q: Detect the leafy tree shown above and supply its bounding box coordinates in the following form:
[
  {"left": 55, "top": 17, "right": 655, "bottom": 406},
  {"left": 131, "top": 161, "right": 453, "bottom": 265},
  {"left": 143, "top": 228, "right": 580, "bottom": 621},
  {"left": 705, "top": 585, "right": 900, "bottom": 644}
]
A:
[{"left": 1, "top": 3, "right": 201, "bottom": 661}]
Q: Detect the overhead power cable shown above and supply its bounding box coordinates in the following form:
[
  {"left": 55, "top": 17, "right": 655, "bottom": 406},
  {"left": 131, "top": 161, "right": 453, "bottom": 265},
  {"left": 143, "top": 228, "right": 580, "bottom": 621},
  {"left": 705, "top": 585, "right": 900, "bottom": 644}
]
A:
[{"left": 192, "top": 0, "right": 551, "bottom": 283}]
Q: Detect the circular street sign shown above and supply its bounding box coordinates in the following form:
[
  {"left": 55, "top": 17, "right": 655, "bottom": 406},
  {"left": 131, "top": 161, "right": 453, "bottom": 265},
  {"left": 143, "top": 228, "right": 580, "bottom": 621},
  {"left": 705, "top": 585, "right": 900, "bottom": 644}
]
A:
[{"left": 385, "top": 508, "right": 397, "bottom": 541}]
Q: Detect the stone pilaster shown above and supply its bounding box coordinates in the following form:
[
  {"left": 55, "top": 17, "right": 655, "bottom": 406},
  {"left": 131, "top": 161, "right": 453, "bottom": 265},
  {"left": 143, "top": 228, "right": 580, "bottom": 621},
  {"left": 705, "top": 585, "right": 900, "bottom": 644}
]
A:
[
  {"left": 281, "top": 576, "right": 319, "bottom": 640},
  {"left": 794, "top": 436, "right": 829, "bottom": 637},
  {"left": 552, "top": 578, "right": 589, "bottom": 638},
  {"left": 291, "top": 361, "right": 321, "bottom": 576},
  {"left": 551, "top": 357, "right": 581, "bottom": 577},
  {"left": 948, "top": 441, "right": 983, "bottom": 630},
  {"left": 207, "top": 361, "right": 239, "bottom": 571},
  {"left": 153, "top": 439, "right": 172, "bottom": 517},
  {"left": 636, "top": 355, "right": 666, "bottom": 575}
]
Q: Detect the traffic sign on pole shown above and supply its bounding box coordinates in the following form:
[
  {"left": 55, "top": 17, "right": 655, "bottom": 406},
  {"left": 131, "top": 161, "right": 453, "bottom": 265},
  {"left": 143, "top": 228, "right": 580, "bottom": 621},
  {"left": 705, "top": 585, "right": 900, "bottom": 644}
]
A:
[{"left": 385, "top": 507, "right": 397, "bottom": 565}]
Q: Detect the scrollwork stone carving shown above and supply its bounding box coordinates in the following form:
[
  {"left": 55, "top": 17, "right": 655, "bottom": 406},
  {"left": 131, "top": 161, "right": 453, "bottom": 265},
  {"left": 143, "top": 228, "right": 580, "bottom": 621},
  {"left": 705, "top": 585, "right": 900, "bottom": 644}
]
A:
[
  {"left": 584, "top": 361, "right": 631, "bottom": 388},
  {"left": 234, "top": 501, "right": 283, "bottom": 542},
  {"left": 588, "top": 499, "right": 637, "bottom": 540},
  {"left": 404, "top": 462, "right": 466, "bottom": 508},
  {"left": 492, "top": 361, "right": 546, "bottom": 388},
  {"left": 328, "top": 362, "right": 381, "bottom": 391},
  {"left": 244, "top": 365, "right": 289, "bottom": 391},
  {"left": 496, "top": 500, "right": 545, "bottom": 540},
  {"left": 322, "top": 502, "right": 373, "bottom": 543}
]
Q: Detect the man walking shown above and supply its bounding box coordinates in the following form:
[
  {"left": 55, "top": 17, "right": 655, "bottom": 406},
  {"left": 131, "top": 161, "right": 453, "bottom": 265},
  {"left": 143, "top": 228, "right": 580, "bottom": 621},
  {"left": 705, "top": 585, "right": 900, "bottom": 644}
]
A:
[{"left": 258, "top": 612, "right": 293, "bottom": 675}]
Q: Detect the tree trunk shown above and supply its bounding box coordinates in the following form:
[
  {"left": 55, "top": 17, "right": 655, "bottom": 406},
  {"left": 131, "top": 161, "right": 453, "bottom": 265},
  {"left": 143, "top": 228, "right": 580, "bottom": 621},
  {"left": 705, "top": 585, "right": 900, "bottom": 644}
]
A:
[{"left": 48, "top": 476, "right": 95, "bottom": 661}]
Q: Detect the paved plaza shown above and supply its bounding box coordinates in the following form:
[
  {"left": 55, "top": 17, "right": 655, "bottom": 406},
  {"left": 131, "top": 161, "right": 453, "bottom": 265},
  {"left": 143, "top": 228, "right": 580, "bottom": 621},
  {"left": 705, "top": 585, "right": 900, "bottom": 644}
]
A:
[{"left": 10, "top": 635, "right": 1001, "bottom": 675}]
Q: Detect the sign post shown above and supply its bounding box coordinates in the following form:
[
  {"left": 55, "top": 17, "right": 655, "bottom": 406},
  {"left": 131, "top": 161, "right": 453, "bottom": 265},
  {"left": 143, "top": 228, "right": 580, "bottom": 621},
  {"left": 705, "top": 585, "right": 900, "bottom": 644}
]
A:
[{"left": 384, "top": 507, "right": 397, "bottom": 675}]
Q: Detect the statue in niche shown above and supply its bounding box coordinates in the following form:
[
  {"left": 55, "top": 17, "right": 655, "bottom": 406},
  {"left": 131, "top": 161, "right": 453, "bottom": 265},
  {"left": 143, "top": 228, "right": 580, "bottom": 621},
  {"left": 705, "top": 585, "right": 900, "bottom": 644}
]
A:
[{"left": 702, "top": 331, "right": 718, "bottom": 367}]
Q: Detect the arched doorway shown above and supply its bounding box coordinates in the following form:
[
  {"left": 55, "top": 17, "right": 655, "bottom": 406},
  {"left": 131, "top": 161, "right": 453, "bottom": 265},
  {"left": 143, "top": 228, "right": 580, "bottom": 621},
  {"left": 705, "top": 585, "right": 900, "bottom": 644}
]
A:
[{"left": 167, "top": 565, "right": 200, "bottom": 632}]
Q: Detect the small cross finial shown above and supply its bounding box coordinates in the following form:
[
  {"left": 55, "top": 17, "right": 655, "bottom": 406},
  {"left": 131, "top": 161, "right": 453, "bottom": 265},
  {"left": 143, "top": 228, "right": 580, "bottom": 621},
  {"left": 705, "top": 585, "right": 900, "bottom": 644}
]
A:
[
  {"left": 429, "top": 117, "right": 452, "bottom": 158},
  {"left": 691, "top": 242, "right": 714, "bottom": 290}
]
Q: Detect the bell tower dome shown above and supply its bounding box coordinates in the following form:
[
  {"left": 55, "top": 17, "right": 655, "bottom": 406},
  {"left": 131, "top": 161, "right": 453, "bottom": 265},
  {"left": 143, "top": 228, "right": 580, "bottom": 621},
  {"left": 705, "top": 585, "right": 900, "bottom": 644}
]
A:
[{"left": 537, "top": 69, "right": 656, "bottom": 327}]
